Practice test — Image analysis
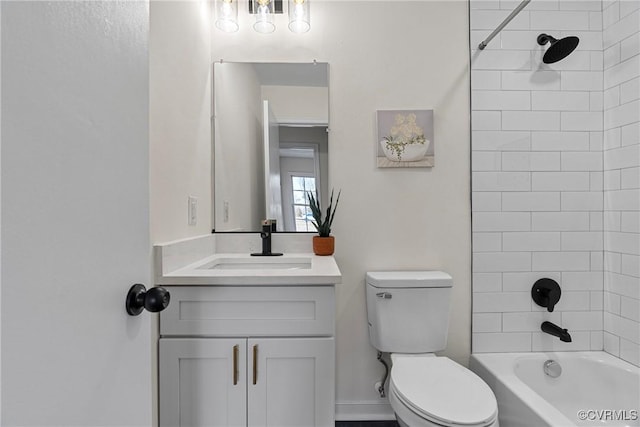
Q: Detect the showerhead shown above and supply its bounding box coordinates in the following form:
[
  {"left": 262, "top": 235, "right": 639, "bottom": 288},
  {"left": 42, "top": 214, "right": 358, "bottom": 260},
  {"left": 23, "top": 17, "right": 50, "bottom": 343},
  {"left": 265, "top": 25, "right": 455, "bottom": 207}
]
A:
[{"left": 537, "top": 33, "right": 580, "bottom": 64}]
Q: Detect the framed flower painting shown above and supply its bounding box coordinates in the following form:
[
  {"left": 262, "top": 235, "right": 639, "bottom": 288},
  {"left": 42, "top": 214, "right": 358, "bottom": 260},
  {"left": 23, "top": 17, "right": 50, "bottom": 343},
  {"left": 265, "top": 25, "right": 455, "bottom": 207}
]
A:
[{"left": 376, "top": 109, "right": 434, "bottom": 168}]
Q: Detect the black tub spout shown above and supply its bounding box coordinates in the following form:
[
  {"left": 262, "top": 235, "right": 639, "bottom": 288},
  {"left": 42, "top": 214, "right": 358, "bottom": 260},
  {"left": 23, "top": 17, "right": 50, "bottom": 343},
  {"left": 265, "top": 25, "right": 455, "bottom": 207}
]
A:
[{"left": 541, "top": 321, "right": 572, "bottom": 342}]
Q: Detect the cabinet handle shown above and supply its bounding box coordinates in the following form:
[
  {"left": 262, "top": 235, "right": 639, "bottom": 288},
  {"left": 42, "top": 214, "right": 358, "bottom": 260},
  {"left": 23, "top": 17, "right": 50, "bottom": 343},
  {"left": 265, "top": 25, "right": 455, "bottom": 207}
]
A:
[
  {"left": 252, "top": 344, "right": 258, "bottom": 385},
  {"left": 232, "top": 345, "right": 239, "bottom": 386}
]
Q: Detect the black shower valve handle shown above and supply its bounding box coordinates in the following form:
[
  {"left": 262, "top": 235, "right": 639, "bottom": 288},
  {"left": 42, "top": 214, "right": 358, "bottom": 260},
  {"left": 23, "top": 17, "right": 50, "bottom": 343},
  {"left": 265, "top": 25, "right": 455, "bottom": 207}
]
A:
[
  {"left": 546, "top": 287, "right": 561, "bottom": 312},
  {"left": 531, "top": 278, "right": 562, "bottom": 312}
]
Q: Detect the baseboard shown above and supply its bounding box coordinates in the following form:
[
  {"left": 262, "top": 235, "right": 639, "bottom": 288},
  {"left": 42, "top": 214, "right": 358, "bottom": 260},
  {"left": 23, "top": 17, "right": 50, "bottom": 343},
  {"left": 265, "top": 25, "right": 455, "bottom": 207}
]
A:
[{"left": 335, "top": 401, "right": 395, "bottom": 421}]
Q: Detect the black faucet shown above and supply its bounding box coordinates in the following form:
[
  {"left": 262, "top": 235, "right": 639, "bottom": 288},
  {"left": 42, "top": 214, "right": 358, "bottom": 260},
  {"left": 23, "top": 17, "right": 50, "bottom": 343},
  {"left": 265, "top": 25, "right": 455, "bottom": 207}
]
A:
[
  {"left": 541, "top": 321, "right": 572, "bottom": 342},
  {"left": 251, "top": 220, "right": 283, "bottom": 257}
]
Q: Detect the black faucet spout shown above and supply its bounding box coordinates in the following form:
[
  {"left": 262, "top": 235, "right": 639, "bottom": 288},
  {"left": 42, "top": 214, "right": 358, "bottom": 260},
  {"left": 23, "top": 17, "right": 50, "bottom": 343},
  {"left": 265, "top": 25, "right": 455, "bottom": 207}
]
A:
[
  {"left": 251, "top": 220, "right": 283, "bottom": 257},
  {"left": 260, "top": 229, "right": 272, "bottom": 254},
  {"left": 541, "top": 321, "right": 572, "bottom": 342}
]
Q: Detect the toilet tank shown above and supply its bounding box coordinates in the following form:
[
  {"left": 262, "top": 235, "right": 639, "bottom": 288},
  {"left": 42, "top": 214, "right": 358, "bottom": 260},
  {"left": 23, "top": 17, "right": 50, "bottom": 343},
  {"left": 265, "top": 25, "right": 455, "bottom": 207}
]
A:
[{"left": 366, "top": 271, "right": 452, "bottom": 353}]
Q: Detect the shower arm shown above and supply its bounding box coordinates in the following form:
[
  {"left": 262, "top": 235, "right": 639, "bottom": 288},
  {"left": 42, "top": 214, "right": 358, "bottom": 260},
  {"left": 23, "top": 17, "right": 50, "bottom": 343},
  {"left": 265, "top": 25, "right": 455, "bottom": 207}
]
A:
[{"left": 478, "top": 0, "right": 531, "bottom": 50}]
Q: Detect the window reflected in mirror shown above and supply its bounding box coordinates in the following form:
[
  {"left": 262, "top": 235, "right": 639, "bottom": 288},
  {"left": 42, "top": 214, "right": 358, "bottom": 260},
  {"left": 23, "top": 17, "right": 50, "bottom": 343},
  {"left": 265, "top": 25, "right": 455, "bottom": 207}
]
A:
[{"left": 291, "top": 175, "right": 316, "bottom": 232}]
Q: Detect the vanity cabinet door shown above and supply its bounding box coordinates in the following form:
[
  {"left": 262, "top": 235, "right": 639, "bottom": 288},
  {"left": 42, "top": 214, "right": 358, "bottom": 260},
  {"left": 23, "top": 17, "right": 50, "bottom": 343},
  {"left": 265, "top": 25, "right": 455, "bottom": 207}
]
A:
[
  {"left": 247, "top": 337, "right": 335, "bottom": 427},
  {"left": 159, "top": 338, "right": 247, "bottom": 427}
]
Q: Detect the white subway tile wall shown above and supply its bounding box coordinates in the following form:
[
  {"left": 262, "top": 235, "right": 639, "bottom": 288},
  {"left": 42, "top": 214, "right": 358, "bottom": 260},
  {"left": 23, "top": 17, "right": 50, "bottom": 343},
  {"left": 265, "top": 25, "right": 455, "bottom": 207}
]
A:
[
  {"left": 602, "top": 0, "right": 640, "bottom": 367},
  {"left": 471, "top": 0, "right": 638, "bottom": 363}
]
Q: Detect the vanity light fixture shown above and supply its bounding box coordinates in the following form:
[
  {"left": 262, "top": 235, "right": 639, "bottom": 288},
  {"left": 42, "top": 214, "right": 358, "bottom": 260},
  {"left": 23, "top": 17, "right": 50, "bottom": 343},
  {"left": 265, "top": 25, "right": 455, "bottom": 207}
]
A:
[
  {"left": 215, "top": 0, "right": 239, "bottom": 33},
  {"left": 214, "top": 0, "right": 309, "bottom": 33}
]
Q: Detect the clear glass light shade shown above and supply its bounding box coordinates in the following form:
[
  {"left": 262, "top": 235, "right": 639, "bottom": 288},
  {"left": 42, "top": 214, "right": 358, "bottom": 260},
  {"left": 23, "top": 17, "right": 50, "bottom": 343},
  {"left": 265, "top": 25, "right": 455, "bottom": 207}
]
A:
[
  {"left": 289, "top": 0, "right": 311, "bottom": 33},
  {"left": 215, "top": 0, "right": 239, "bottom": 33},
  {"left": 288, "top": 0, "right": 310, "bottom": 33},
  {"left": 253, "top": 0, "right": 276, "bottom": 33}
]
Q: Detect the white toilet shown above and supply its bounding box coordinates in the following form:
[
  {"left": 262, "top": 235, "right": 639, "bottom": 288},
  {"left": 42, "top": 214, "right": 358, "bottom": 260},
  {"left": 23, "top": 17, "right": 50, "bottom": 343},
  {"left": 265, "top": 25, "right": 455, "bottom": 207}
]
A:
[{"left": 365, "top": 271, "right": 499, "bottom": 427}]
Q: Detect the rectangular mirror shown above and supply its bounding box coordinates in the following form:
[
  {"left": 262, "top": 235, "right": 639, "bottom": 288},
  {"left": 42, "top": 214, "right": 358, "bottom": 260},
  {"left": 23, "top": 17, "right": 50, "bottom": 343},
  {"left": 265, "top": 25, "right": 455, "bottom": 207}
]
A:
[{"left": 213, "top": 62, "right": 329, "bottom": 232}]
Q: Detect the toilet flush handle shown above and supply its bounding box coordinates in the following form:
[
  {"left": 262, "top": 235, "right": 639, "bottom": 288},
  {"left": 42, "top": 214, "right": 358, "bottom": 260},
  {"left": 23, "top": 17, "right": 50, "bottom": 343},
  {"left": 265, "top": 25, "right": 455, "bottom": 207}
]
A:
[{"left": 376, "top": 292, "right": 392, "bottom": 299}]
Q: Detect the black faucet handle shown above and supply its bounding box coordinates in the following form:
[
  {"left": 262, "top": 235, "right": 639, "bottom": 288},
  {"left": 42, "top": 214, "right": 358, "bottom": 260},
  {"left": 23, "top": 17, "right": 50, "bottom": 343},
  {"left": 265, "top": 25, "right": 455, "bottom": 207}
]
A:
[
  {"left": 547, "top": 287, "right": 561, "bottom": 312},
  {"left": 532, "top": 278, "right": 562, "bottom": 312}
]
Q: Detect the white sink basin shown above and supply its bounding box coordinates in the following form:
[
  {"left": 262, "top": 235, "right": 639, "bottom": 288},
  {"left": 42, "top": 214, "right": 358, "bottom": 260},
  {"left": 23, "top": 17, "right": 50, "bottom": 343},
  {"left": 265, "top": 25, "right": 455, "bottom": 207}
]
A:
[{"left": 199, "top": 257, "right": 312, "bottom": 271}]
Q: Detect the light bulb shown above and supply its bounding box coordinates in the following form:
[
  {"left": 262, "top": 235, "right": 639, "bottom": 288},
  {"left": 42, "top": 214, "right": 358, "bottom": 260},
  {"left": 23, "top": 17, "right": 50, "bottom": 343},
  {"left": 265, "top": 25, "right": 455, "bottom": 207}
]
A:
[
  {"left": 288, "top": 0, "right": 309, "bottom": 33},
  {"left": 258, "top": 4, "right": 269, "bottom": 18},
  {"left": 253, "top": 1, "right": 275, "bottom": 33},
  {"left": 221, "top": 2, "right": 232, "bottom": 16},
  {"left": 215, "top": 0, "right": 238, "bottom": 32}
]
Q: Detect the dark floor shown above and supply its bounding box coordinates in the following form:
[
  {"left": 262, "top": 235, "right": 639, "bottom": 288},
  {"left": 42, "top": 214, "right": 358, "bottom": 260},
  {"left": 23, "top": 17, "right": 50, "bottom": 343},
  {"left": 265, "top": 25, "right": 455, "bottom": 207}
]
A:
[{"left": 335, "top": 421, "right": 399, "bottom": 427}]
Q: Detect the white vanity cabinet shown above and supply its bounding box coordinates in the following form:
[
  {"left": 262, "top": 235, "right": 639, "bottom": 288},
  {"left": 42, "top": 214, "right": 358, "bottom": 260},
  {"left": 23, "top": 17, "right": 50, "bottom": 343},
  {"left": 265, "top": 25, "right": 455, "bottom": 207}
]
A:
[
  {"left": 158, "top": 285, "right": 336, "bottom": 427},
  {"left": 159, "top": 338, "right": 247, "bottom": 427}
]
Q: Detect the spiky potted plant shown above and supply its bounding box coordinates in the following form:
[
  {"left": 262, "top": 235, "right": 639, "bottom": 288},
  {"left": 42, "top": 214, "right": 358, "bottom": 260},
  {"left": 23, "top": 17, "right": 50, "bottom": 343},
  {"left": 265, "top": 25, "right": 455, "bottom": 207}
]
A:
[{"left": 307, "top": 189, "right": 341, "bottom": 256}]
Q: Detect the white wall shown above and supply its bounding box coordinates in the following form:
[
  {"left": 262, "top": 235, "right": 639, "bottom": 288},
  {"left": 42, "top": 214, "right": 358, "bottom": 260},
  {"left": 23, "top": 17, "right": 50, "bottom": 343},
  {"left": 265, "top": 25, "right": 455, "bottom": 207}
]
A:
[
  {"left": 213, "top": 62, "right": 265, "bottom": 231},
  {"left": 602, "top": 0, "right": 639, "bottom": 367},
  {"left": 0, "top": 3, "right": 3, "bottom": 418},
  {"left": 150, "top": 0, "right": 212, "bottom": 243},
  {"left": 470, "top": 0, "right": 606, "bottom": 353},
  {"left": 212, "top": 1, "right": 470, "bottom": 419},
  {"left": 261, "top": 85, "right": 329, "bottom": 123}
]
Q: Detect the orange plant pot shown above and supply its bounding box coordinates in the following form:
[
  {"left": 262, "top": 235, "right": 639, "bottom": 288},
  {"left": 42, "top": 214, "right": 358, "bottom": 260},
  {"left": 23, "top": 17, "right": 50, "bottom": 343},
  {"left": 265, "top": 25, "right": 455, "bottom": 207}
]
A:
[{"left": 313, "top": 236, "right": 335, "bottom": 256}]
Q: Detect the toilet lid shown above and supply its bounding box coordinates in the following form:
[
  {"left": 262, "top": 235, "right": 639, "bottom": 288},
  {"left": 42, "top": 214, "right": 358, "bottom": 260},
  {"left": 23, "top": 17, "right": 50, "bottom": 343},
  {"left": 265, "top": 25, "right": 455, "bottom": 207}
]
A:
[{"left": 390, "top": 356, "right": 497, "bottom": 426}]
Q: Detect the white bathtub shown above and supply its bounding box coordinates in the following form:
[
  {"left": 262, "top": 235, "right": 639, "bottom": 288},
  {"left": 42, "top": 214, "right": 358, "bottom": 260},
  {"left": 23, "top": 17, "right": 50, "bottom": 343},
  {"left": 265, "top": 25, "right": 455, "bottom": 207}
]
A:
[{"left": 470, "top": 352, "right": 640, "bottom": 427}]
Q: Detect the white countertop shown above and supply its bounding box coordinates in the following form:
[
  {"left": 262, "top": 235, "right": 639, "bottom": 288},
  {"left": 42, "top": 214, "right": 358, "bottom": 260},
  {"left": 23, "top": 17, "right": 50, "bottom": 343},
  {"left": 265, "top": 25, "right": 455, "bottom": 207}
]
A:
[{"left": 156, "top": 252, "right": 342, "bottom": 286}]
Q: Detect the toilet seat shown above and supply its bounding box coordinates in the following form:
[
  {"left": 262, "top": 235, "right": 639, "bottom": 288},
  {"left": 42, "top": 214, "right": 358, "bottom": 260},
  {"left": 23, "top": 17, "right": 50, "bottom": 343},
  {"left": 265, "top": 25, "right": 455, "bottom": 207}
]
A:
[{"left": 390, "top": 355, "right": 498, "bottom": 427}]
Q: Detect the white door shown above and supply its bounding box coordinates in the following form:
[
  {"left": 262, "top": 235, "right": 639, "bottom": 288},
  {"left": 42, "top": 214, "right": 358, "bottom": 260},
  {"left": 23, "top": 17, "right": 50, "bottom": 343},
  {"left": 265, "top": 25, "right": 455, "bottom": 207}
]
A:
[
  {"left": 262, "top": 101, "right": 283, "bottom": 226},
  {"left": 248, "top": 338, "right": 335, "bottom": 427},
  {"left": 159, "top": 339, "right": 247, "bottom": 427},
  {"left": 1, "top": 1, "right": 152, "bottom": 425}
]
